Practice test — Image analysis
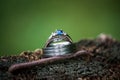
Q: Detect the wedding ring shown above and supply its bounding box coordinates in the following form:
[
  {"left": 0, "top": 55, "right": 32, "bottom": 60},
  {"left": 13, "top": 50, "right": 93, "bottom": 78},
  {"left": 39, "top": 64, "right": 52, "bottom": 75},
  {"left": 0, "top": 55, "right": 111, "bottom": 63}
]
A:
[{"left": 42, "top": 30, "right": 76, "bottom": 58}]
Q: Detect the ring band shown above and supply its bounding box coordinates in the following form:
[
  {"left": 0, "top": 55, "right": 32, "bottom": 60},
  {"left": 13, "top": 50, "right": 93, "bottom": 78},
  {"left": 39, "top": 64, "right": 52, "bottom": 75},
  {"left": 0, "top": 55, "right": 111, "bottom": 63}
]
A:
[{"left": 42, "top": 30, "right": 76, "bottom": 58}]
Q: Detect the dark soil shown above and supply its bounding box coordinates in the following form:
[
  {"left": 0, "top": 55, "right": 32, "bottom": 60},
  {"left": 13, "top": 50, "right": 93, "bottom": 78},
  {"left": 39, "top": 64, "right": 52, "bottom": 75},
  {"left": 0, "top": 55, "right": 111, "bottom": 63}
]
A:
[{"left": 0, "top": 35, "right": 120, "bottom": 80}]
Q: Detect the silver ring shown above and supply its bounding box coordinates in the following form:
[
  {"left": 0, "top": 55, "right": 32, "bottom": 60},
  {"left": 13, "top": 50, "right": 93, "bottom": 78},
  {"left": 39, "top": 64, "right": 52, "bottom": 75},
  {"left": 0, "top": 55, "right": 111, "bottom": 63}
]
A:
[{"left": 42, "top": 30, "right": 76, "bottom": 58}]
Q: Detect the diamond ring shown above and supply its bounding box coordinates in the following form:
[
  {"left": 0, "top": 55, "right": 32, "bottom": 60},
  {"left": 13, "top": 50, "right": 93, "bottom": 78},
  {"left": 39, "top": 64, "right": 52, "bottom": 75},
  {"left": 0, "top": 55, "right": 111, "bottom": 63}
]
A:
[{"left": 42, "top": 30, "right": 76, "bottom": 58}]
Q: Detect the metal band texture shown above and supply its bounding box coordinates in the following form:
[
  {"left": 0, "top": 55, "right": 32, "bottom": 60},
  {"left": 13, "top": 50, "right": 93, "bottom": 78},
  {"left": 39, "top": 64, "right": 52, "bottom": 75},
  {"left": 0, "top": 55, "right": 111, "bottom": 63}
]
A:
[{"left": 42, "top": 43, "right": 76, "bottom": 58}]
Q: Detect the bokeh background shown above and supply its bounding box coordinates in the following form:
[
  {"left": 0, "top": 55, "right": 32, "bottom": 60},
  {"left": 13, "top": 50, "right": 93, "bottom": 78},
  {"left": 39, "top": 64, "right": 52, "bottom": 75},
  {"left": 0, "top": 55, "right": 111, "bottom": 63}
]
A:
[{"left": 0, "top": 0, "right": 120, "bottom": 56}]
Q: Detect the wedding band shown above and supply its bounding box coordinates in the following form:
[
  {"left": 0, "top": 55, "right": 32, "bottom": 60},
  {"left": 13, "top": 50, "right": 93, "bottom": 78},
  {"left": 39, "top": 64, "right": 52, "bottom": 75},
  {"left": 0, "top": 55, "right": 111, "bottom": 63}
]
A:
[{"left": 42, "top": 30, "right": 76, "bottom": 58}]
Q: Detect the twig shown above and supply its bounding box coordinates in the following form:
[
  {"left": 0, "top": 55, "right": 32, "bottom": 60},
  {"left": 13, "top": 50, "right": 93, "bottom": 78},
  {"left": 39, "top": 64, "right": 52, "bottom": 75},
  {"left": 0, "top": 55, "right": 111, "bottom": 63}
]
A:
[{"left": 8, "top": 50, "right": 92, "bottom": 73}]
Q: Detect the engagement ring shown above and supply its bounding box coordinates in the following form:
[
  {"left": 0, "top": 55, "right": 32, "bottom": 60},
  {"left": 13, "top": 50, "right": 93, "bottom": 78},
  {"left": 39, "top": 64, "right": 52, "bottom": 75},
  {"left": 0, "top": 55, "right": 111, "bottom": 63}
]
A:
[{"left": 42, "top": 30, "right": 76, "bottom": 58}]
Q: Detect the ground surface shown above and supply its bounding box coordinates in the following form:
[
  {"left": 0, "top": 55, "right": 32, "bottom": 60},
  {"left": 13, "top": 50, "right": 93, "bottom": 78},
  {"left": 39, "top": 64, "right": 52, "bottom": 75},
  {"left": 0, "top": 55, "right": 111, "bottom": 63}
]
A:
[{"left": 0, "top": 35, "right": 120, "bottom": 80}]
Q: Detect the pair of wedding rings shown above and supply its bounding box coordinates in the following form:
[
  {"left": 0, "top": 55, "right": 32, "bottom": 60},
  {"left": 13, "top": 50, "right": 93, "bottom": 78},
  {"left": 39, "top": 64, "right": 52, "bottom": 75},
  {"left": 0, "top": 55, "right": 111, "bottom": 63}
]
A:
[{"left": 42, "top": 30, "right": 76, "bottom": 58}]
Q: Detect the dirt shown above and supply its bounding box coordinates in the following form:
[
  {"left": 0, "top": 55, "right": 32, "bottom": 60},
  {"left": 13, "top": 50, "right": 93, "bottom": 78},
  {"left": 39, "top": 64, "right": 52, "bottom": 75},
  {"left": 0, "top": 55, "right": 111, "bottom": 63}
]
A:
[{"left": 0, "top": 34, "right": 120, "bottom": 80}]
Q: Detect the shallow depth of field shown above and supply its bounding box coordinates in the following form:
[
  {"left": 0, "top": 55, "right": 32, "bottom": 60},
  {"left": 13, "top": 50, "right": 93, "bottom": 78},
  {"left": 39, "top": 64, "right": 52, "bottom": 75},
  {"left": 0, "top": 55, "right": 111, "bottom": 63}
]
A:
[{"left": 0, "top": 0, "right": 120, "bottom": 56}]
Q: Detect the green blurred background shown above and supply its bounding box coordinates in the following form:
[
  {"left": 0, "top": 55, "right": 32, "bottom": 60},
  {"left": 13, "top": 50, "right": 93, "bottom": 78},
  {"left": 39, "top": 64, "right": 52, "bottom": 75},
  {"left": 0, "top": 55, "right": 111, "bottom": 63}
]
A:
[{"left": 0, "top": 0, "right": 120, "bottom": 56}]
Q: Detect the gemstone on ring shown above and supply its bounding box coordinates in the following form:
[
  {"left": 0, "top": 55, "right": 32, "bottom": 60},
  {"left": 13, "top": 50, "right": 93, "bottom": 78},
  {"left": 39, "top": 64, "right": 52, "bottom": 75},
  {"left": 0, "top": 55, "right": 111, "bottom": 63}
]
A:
[{"left": 56, "top": 30, "right": 63, "bottom": 35}]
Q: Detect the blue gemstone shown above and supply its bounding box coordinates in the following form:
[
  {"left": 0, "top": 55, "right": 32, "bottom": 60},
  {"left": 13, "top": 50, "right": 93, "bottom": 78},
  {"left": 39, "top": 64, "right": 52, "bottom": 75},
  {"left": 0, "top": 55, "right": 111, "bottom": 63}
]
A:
[{"left": 56, "top": 30, "right": 63, "bottom": 35}]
